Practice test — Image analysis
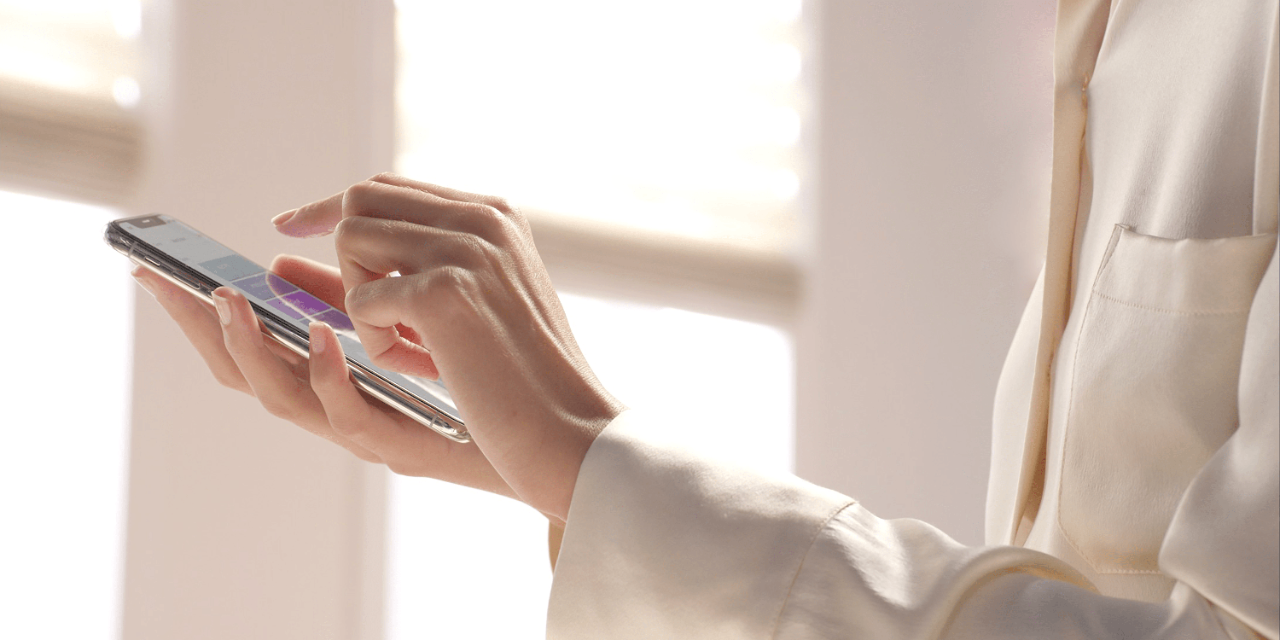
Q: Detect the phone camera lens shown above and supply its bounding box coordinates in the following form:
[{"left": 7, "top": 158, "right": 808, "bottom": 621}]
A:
[{"left": 130, "top": 216, "right": 168, "bottom": 228}]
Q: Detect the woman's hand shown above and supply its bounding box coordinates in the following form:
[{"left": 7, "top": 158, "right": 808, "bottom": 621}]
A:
[
  {"left": 272, "top": 173, "right": 625, "bottom": 523},
  {"left": 138, "top": 173, "right": 624, "bottom": 523},
  {"left": 134, "top": 253, "right": 517, "bottom": 502}
]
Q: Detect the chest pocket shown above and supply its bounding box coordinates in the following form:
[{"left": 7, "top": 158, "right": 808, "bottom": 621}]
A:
[{"left": 1058, "top": 225, "right": 1276, "bottom": 574}]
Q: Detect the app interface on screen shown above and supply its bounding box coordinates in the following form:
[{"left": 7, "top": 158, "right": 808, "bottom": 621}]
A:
[{"left": 121, "top": 215, "right": 460, "bottom": 422}]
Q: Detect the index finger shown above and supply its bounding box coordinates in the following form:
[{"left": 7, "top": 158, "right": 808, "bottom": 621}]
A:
[
  {"left": 271, "top": 191, "right": 344, "bottom": 238},
  {"left": 271, "top": 173, "right": 515, "bottom": 239},
  {"left": 270, "top": 254, "right": 347, "bottom": 310}
]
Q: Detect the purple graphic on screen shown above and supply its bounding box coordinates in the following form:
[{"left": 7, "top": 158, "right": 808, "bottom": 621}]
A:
[
  {"left": 314, "top": 308, "right": 355, "bottom": 331},
  {"left": 266, "top": 274, "right": 299, "bottom": 298},
  {"left": 263, "top": 298, "right": 305, "bottom": 319},
  {"left": 282, "top": 291, "right": 330, "bottom": 317},
  {"left": 232, "top": 273, "right": 298, "bottom": 301}
]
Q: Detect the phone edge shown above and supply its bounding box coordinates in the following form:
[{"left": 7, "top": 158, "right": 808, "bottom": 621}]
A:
[{"left": 105, "top": 216, "right": 472, "bottom": 444}]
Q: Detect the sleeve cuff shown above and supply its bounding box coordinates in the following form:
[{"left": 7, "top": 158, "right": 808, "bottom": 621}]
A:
[{"left": 547, "top": 410, "right": 854, "bottom": 639}]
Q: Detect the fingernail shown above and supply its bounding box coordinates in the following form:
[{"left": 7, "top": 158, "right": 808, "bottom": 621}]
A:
[
  {"left": 213, "top": 292, "right": 232, "bottom": 326},
  {"left": 272, "top": 209, "right": 297, "bottom": 226},
  {"left": 310, "top": 322, "right": 326, "bottom": 354}
]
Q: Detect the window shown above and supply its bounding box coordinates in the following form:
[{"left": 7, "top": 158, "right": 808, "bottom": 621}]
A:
[
  {"left": 0, "top": 191, "right": 133, "bottom": 640},
  {"left": 388, "top": 2, "right": 802, "bottom": 636},
  {"left": 394, "top": 0, "right": 804, "bottom": 321},
  {"left": 395, "top": 0, "right": 802, "bottom": 252},
  {"left": 386, "top": 294, "right": 793, "bottom": 639},
  {"left": 557, "top": 293, "right": 794, "bottom": 475},
  {"left": 0, "top": 2, "right": 141, "bottom": 637},
  {"left": 0, "top": 0, "right": 142, "bottom": 204}
]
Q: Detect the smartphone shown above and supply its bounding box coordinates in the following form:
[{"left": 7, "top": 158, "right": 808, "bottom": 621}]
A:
[{"left": 105, "top": 214, "right": 470, "bottom": 443}]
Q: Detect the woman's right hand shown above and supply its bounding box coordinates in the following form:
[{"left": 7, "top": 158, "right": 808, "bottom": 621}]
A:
[
  {"left": 133, "top": 254, "right": 518, "bottom": 501},
  {"left": 270, "top": 174, "right": 626, "bottom": 524}
]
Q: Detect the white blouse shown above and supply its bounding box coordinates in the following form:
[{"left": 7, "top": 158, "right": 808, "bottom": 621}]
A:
[{"left": 548, "top": 0, "right": 1279, "bottom": 636}]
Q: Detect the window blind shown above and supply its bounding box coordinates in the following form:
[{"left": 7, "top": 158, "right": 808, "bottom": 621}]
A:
[
  {"left": 395, "top": 0, "right": 805, "bottom": 321},
  {"left": 0, "top": 0, "right": 142, "bottom": 205}
]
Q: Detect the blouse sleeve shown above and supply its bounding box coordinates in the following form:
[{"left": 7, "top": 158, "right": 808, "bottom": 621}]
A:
[{"left": 547, "top": 250, "right": 1277, "bottom": 640}]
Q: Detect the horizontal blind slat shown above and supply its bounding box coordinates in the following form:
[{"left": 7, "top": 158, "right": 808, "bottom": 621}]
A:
[
  {"left": 528, "top": 208, "right": 800, "bottom": 325},
  {"left": 0, "top": 81, "right": 141, "bottom": 205}
]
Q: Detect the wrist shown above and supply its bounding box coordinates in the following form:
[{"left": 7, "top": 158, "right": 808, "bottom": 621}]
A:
[{"left": 546, "top": 405, "right": 623, "bottom": 522}]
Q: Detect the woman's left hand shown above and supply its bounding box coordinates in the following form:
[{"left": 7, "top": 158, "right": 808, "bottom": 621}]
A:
[{"left": 134, "top": 253, "right": 517, "bottom": 501}]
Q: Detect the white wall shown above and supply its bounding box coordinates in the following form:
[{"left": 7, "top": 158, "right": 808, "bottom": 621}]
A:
[
  {"left": 796, "top": 0, "right": 1055, "bottom": 545},
  {"left": 120, "top": 1, "right": 393, "bottom": 638}
]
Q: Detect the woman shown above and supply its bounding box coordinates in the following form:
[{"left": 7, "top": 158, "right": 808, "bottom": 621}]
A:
[{"left": 134, "top": 0, "right": 1279, "bottom": 635}]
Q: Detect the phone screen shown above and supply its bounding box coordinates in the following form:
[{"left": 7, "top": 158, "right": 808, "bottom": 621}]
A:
[{"left": 117, "top": 214, "right": 462, "bottom": 425}]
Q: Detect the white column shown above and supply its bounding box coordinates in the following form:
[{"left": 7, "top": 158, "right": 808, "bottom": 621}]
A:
[
  {"left": 796, "top": 0, "right": 1054, "bottom": 544},
  {"left": 120, "top": 1, "right": 393, "bottom": 638}
]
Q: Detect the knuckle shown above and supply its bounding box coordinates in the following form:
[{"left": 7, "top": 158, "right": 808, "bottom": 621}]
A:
[
  {"left": 211, "top": 369, "right": 247, "bottom": 393},
  {"left": 342, "top": 180, "right": 380, "bottom": 211},
  {"left": 423, "top": 266, "right": 474, "bottom": 312},
  {"left": 349, "top": 448, "right": 381, "bottom": 464},
  {"left": 369, "top": 171, "right": 400, "bottom": 184},
  {"left": 493, "top": 214, "right": 524, "bottom": 245},
  {"left": 485, "top": 196, "right": 516, "bottom": 215},
  {"left": 463, "top": 204, "right": 511, "bottom": 243},
  {"left": 385, "top": 460, "right": 416, "bottom": 476},
  {"left": 259, "top": 397, "right": 299, "bottom": 422},
  {"left": 332, "top": 216, "right": 362, "bottom": 251},
  {"left": 427, "top": 264, "right": 465, "bottom": 293},
  {"left": 505, "top": 205, "right": 529, "bottom": 230},
  {"left": 343, "top": 284, "right": 369, "bottom": 317},
  {"left": 366, "top": 348, "right": 396, "bottom": 371},
  {"left": 330, "top": 417, "right": 368, "bottom": 439}
]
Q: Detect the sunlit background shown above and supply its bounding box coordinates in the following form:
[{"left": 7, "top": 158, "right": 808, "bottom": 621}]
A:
[
  {"left": 388, "top": 2, "right": 800, "bottom": 636},
  {"left": 0, "top": 0, "right": 139, "bottom": 103},
  {"left": 395, "top": 0, "right": 803, "bottom": 251},
  {"left": 1, "top": 1, "right": 140, "bottom": 638},
  {"left": 386, "top": 296, "right": 793, "bottom": 638},
  {"left": 1, "top": 0, "right": 1055, "bottom": 635},
  {"left": 0, "top": 1, "right": 799, "bottom": 638},
  {"left": 0, "top": 191, "right": 134, "bottom": 639}
]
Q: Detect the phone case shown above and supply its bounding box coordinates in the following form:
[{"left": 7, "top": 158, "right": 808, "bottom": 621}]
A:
[{"left": 105, "top": 215, "right": 471, "bottom": 443}]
